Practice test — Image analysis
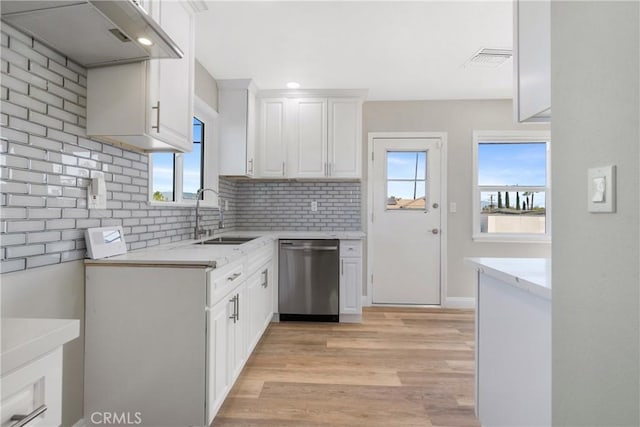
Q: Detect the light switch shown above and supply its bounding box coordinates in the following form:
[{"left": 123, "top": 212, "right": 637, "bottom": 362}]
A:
[
  {"left": 591, "top": 177, "right": 605, "bottom": 202},
  {"left": 449, "top": 202, "right": 457, "bottom": 213},
  {"left": 588, "top": 166, "right": 616, "bottom": 213}
]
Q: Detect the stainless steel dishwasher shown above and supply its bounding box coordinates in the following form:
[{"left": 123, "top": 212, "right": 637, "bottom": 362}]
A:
[{"left": 278, "top": 239, "right": 339, "bottom": 322}]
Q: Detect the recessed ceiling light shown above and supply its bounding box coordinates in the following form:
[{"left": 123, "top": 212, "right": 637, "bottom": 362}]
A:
[
  {"left": 137, "top": 37, "right": 153, "bottom": 46},
  {"left": 286, "top": 82, "right": 301, "bottom": 89}
]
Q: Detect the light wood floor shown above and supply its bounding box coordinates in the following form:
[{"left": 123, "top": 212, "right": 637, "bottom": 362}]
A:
[{"left": 212, "top": 307, "right": 479, "bottom": 427}]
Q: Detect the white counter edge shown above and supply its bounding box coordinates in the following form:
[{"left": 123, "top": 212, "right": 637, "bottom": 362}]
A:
[
  {"left": 2, "top": 318, "right": 80, "bottom": 375},
  {"left": 464, "top": 257, "right": 551, "bottom": 301}
]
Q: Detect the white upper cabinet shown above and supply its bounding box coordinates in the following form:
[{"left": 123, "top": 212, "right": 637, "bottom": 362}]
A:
[
  {"left": 87, "top": 0, "right": 195, "bottom": 152},
  {"left": 255, "top": 91, "right": 364, "bottom": 179},
  {"left": 288, "top": 98, "right": 328, "bottom": 178},
  {"left": 218, "top": 79, "right": 257, "bottom": 176},
  {"left": 514, "top": 0, "right": 551, "bottom": 123},
  {"left": 258, "top": 98, "right": 288, "bottom": 178},
  {"left": 328, "top": 99, "right": 362, "bottom": 178}
]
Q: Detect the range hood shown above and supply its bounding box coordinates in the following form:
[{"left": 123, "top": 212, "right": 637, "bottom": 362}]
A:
[{"left": 0, "top": 1, "right": 183, "bottom": 68}]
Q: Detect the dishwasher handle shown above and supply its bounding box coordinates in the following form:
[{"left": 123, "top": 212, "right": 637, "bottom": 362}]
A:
[{"left": 281, "top": 246, "right": 338, "bottom": 251}]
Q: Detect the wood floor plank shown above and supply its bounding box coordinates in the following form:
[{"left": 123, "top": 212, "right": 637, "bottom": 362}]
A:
[{"left": 212, "top": 307, "right": 479, "bottom": 427}]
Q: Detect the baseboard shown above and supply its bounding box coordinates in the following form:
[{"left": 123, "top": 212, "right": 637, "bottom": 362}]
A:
[
  {"left": 339, "top": 313, "right": 362, "bottom": 323},
  {"left": 72, "top": 419, "right": 87, "bottom": 427},
  {"left": 443, "top": 297, "right": 475, "bottom": 309}
]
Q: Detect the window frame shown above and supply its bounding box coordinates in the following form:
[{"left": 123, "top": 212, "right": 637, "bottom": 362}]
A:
[
  {"left": 149, "top": 96, "right": 219, "bottom": 208},
  {"left": 472, "top": 130, "right": 551, "bottom": 243}
]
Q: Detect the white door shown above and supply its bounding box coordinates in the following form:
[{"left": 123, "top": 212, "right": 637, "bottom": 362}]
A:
[{"left": 371, "top": 137, "right": 442, "bottom": 304}]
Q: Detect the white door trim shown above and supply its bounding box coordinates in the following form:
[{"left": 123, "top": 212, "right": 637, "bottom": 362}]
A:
[{"left": 366, "top": 131, "right": 448, "bottom": 307}]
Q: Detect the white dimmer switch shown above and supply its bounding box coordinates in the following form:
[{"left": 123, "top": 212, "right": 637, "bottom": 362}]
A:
[{"left": 311, "top": 201, "right": 318, "bottom": 212}]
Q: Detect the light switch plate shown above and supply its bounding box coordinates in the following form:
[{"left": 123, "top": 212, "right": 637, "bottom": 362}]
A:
[{"left": 588, "top": 165, "right": 616, "bottom": 213}]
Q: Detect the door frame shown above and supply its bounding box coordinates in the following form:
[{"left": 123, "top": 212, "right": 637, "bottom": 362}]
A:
[{"left": 366, "top": 132, "right": 448, "bottom": 306}]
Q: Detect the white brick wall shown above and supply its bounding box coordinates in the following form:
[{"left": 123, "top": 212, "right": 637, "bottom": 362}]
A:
[
  {"left": 235, "top": 180, "right": 361, "bottom": 231},
  {"left": 0, "top": 24, "right": 233, "bottom": 273}
]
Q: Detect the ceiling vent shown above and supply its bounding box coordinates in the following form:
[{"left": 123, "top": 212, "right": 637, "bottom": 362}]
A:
[{"left": 465, "top": 48, "right": 512, "bottom": 69}]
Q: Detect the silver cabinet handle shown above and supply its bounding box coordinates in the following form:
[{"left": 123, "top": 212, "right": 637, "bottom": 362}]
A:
[
  {"left": 329, "top": 162, "right": 332, "bottom": 176},
  {"left": 236, "top": 293, "right": 240, "bottom": 321},
  {"left": 324, "top": 162, "right": 327, "bottom": 176},
  {"left": 282, "top": 246, "right": 338, "bottom": 251},
  {"left": 228, "top": 295, "right": 237, "bottom": 323},
  {"left": 282, "top": 161, "right": 285, "bottom": 177},
  {"left": 341, "top": 259, "right": 344, "bottom": 275},
  {"left": 261, "top": 269, "right": 268, "bottom": 288},
  {"left": 10, "top": 405, "right": 48, "bottom": 427},
  {"left": 151, "top": 101, "right": 160, "bottom": 133},
  {"left": 227, "top": 272, "right": 242, "bottom": 282},
  {"left": 248, "top": 159, "right": 254, "bottom": 174}
]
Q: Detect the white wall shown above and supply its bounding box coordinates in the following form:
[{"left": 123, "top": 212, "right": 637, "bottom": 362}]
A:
[
  {"left": 551, "top": 2, "right": 640, "bottom": 425},
  {"left": 362, "top": 100, "right": 550, "bottom": 301},
  {"left": 195, "top": 59, "right": 218, "bottom": 112}
]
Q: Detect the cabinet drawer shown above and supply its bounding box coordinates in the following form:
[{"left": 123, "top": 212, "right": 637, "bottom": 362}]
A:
[
  {"left": 1, "top": 349, "right": 62, "bottom": 427},
  {"left": 208, "top": 259, "right": 245, "bottom": 306},
  {"left": 340, "top": 240, "right": 362, "bottom": 258}
]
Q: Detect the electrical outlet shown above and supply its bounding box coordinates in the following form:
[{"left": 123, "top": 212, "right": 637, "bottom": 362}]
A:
[
  {"left": 311, "top": 200, "right": 318, "bottom": 212},
  {"left": 224, "top": 199, "right": 229, "bottom": 211}
]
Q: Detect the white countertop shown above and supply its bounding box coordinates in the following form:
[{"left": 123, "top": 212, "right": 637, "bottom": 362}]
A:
[
  {"left": 85, "top": 230, "right": 364, "bottom": 268},
  {"left": 465, "top": 257, "right": 551, "bottom": 300},
  {"left": 1, "top": 318, "right": 80, "bottom": 375}
]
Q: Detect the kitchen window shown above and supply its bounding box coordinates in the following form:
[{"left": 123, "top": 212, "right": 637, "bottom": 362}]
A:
[
  {"left": 150, "top": 97, "right": 219, "bottom": 206},
  {"left": 472, "top": 131, "right": 551, "bottom": 242}
]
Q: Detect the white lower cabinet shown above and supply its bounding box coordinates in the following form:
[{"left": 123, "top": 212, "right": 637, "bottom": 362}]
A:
[
  {"left": 85, "top": 244, "right": 274, "bottom": 427},
  {"left": 339, "top": 240, "right": 363, "bottom": 323},
  {"left": 1, "top": 349, "right": 62, "bottom": 427}
]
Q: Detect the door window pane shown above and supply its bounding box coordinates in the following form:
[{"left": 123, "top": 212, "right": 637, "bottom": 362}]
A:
[
  {"left": 386, "top": 151, "right": 427, "bottom": 210},
  {"left": 478, "top": 142, "right": 546, "bottom": 186},
  {"left": 183, "top": 117, "right": 204, "bottom": 200},
  {"left": 151, "top": 153, "right": 174, "bottom": 202}
]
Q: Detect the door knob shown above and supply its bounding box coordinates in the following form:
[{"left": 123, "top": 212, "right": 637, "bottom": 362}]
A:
[
  {"left": 432, "top": 203, "right": 439, "bottom": 209},
  {"left": 431, "top": 228, "right": 439, "bottom": 235}
]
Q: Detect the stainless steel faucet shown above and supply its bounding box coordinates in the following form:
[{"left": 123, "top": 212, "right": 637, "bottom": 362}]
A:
[{"left": 194, "top": 188, "right": 224, "bottom": 240}]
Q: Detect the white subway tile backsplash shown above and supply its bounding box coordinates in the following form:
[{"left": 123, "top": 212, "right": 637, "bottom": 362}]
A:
[
  {"left": 9, "top": 169, "right": 46, "bottom": 184},
  {"left": 8, "top": 142, "right": 47, "bottom": 160},
  {"left": 26, "top": 253, "right": 61, "bottom": 268},
  {"left": 0, "top": 127, "right": 29, "bottom": 144},
  {"left": 27, "top": 231, "right": 61, "bottom": 243},
  {"left": 1, "top": 259, "right": 26, "bottom": 273},
  {"left": 1, "top": 73, "right": 29, "bottom": 94},
  {"left": 49, "top": 59, "right": 79, "bottom": 82},
  {"left": 9, "top": 116, "right": 46, "bottom": 136},
  {"left": 1, "top": 100, "right": 28, "bottom": 119},
  {"left": 27, "top": 208, "right": 61, "bottom": 219},
  {"left": 46, "top": 197, "right": 77, "bottom": 208},
  {"left": 0, "top": 154, "right": 29, "bottom": 168},
  {"left": 7, "top": 220, "right": 45, "bottom": 232}
]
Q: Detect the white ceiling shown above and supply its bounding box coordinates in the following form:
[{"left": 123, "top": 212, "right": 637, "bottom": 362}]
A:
[{"left": 195, "top": 1, "right": 514, "bottom": 101}]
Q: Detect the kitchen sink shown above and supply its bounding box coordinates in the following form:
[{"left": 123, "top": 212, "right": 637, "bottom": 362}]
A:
[{"left": 199, "top": 236, "right": 257, "bottom": 245}]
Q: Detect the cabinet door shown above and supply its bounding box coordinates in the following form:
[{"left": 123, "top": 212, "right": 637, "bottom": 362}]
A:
[
  {"left": 288, "top": 98, "right": 328, "bottom": 178},
  {"left": 206, "top": 299, "right": 232, "bottom": 424},
  {"left": 148, "top": 0, "right": 194, "bottom": 151},
  {"left": 231, "top": 284, "right": 247, "bottom": 381},
  {"left": 246, "top": 90, "right": 256, "bottom": 176},
  {"left": 328, "top": 99, "right": 362, "bottom": 178},
  {"left": 260, "top": 264, "right": 274, "bottom": 329},
  {"left": 340, "top": 257, "right": 362, "bottom": 315},
  {"left": 514, "top": 0, "right": 550, "bottom": 122},
  {"left": 246, "top": 271, "right": 262, "bottom": 353},
  {"left": 258, "top": 98, "right": 288, "bottom": 177}
]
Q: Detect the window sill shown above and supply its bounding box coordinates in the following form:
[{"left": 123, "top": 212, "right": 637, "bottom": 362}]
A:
[
  {"left": 148, "top": 201, "right": 219, "bottom": 209},
  {"left": 472, "top": 234, "right": 551, "bottom": 244}
]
